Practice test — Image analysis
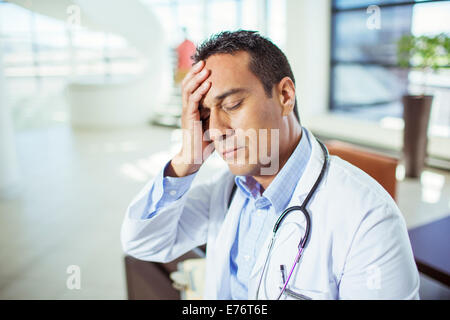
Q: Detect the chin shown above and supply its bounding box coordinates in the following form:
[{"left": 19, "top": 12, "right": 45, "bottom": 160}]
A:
[{"left": 226, "top": 162, "right": 260, "bottom": 177}]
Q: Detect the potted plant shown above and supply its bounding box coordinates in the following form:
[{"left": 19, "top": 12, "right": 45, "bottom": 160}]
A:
[{"left": 396, "top": 33, "right": 449, "bottom": 178}]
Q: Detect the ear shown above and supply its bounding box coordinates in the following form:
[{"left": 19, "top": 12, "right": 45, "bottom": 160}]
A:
[{"left": 276, "top": 77, "right": 296, "bottom": 116}]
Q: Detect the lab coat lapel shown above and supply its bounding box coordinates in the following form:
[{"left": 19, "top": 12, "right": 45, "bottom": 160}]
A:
[{"left": 248, "top": 128, "right": 328, "bottom": 299}]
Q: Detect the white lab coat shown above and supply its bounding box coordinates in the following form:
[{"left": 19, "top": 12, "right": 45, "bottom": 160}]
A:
[{"left": 121, "top": 128, "right": 420, "bottom": 300}]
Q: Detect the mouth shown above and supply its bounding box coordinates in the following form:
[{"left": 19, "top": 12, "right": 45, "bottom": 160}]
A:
[{"left": 221, "top": 146, "right": 245, "bottom": 159}]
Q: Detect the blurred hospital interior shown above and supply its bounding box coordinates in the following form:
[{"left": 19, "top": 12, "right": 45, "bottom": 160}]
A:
[{"left": 0, "top": 0, "right": 449, "bottom": 300}]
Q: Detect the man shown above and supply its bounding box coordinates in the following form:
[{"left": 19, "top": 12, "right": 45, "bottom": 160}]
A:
[{"left": 121, "top": 31, "right": 419, "bottom": 299}]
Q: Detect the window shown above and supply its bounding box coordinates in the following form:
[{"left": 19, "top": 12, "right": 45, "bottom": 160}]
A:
[
  {"left": 142, "top": 0, "right": 285, "bottom": 47},
  {"left": 330, "top": 0, "right": 450, "bottom": 138}
]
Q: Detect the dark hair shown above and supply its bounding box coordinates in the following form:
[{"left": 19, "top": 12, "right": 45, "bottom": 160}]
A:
[{"left": 193, "top": 30, "right": 300, "bottom": 123}]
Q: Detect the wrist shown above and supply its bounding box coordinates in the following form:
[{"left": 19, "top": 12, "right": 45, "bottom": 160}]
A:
[{"left": 165, "top": 154, "right": 201, "bottom": 177}]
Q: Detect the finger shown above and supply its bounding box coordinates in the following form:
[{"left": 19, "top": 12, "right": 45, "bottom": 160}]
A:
[
  {"left": 187, "top": 80, "right": 211, "bottom": 110},
  {"left": 182, "top": 62, "right": 204, "bottom": 105},
  {"left": 183, "top": 69, "right": 210, "bottom": 107},
  {"left": 182, "top": 62, "right": 205, "bottom": 106},
  {"left": 181, "top": 60, "right": 204, "bottom": 88}
]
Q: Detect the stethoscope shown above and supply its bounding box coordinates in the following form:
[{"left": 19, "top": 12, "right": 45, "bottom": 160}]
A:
[{"left": 255, "top": 140, "right": 329, "bottom": 300}]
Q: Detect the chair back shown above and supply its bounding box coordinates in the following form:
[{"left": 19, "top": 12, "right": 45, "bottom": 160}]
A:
[{"left": 326, "top": 140, "right": 398, "bottom": 201}]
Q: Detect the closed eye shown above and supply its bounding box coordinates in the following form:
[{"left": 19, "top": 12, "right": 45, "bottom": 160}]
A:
[{"left": 223, "top": 100, "right": 243, "bottom": 112}]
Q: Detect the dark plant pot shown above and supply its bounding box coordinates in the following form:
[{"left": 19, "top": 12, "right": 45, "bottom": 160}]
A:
[{"left": 402, "top": 95, "right": 433, "bottom": 178}]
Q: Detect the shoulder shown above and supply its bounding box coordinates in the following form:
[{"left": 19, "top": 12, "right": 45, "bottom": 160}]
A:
[
  {"left": 316, "top": 156, "right": 413, "bottom": 284},
  {"left": 317, "top": 154, "right": 404, "bottom": 242},
  {"left": 325, "top": 155, "right": 396, "bottom": 209}
]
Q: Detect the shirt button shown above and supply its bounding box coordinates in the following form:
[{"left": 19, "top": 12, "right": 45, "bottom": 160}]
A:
[
  {"left": 169, "top": 190, "right": 177, "bottom": 196},
  {"left": 244, "top": 255, "right": 250, "bottom": 261}
]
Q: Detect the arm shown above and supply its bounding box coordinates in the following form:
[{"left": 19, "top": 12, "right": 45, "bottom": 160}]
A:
[
  {"left": 121, "top": 59, "right": 215, "bottom": 263},
  {"left": 120, "top": 160, "right": 217, "bottom": 263}
]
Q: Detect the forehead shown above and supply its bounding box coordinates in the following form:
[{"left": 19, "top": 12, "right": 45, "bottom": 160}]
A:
[{"left": 203, "top": 51, "right": 261, "bottom": 105}]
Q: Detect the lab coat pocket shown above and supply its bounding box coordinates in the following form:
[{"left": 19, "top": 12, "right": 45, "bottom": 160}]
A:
[{"left": 280, "top": 287, "right": 332, "bottom": 300}]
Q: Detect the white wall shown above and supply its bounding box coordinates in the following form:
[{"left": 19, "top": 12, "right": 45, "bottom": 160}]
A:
[
  {"left": 0, "top": 44, "right": 20, "bottom": 198},
  {"left": 285, "top": 0, "right": 331, "bottom": 120}
]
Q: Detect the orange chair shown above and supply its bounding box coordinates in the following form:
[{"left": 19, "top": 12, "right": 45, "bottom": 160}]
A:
[{"left": 325, "top": 140, "right": 398, "bottom": 201}]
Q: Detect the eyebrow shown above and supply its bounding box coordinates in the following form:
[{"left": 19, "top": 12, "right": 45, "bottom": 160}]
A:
[
  {"left": 200, "top": 88, "right": 249, "bottom": 110},
  {"left": 214, "top": 88, "right": 249, "bottom": 102}
]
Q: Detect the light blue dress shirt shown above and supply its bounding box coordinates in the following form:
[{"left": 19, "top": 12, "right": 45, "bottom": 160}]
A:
[
  {"left": 143, "top": 166, "right": 197, "bottom": 219},
  {"left": 142, "top": 128, "right": 311, "bottom": 299}
]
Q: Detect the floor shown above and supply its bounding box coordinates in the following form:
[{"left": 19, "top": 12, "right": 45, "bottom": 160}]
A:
[{"left": 0, "top": 123, "right": 449, "bottom": 299}]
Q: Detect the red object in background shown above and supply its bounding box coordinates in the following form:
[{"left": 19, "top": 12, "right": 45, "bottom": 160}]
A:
[{"left": 177, "top": 39, "right": 196, "bottom": 71}]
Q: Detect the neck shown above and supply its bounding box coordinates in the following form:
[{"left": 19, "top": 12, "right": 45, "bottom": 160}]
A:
[{"left": 253, "top": 118, "right": 302, "bottom": 191}]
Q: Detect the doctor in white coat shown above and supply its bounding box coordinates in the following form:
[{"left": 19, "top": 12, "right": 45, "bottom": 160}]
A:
[{"left": 121, "top": 31, "right": 419, "bottom": 300}]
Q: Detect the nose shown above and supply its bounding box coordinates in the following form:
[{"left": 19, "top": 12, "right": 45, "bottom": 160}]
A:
[{"left": 207, "top": 108, "right": 230, "bottom": 143}]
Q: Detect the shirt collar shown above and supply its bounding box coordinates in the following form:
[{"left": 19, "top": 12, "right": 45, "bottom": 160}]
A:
[{"left": 234, "top": 127, "right": 312, "bottom": 213}]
